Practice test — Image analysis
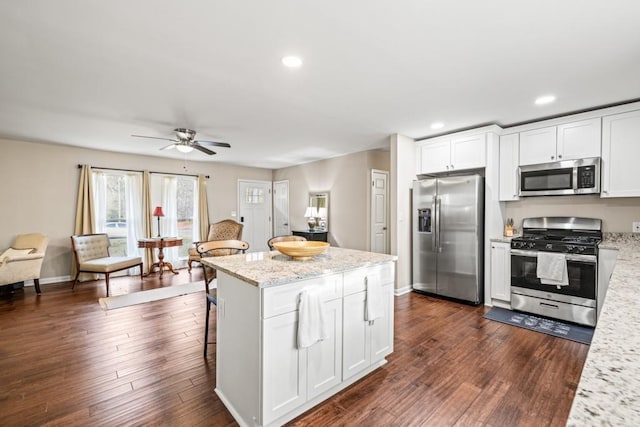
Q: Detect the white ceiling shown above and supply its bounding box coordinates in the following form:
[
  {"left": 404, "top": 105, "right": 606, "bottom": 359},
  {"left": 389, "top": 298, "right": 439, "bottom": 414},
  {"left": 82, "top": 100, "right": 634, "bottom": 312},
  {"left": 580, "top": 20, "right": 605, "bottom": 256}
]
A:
[{"left": 1, "top": 1, "right": 639, "bottom": 169}]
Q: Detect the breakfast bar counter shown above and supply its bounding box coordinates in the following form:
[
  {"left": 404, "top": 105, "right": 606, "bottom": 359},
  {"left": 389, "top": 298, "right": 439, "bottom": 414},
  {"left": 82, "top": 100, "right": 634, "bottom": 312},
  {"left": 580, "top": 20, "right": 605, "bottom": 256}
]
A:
[
  {"left": 202, "top": 247, "right": 397, "bottom": 427},
  {"left": 567, "top": 234, "right": 640, "bottom": 426}
]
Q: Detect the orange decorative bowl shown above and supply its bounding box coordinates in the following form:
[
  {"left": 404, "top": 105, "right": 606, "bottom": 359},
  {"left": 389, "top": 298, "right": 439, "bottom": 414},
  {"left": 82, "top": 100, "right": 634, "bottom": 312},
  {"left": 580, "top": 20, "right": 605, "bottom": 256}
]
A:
[{"left": 273, "top": 241, "right": 330, "bottom": 260}]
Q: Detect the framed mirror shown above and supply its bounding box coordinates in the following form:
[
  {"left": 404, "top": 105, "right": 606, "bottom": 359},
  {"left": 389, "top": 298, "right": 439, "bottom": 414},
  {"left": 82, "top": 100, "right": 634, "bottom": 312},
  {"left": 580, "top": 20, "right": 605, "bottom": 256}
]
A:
[{"left": 308, "top": 192, "right": 329, "bottom": 231}]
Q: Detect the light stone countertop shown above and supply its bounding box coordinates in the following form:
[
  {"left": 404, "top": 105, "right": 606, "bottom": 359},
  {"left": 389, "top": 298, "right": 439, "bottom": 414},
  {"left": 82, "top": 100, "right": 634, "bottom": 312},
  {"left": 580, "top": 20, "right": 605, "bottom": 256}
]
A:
[
  {"left": 490, "top": 235, "right": 519, "bottom": 244},
  {"left": 567, "top": 233, "right": 640, "bottom": 426},
  {"left": 201, "top": 246, "right": 397, "bottom": 288}
]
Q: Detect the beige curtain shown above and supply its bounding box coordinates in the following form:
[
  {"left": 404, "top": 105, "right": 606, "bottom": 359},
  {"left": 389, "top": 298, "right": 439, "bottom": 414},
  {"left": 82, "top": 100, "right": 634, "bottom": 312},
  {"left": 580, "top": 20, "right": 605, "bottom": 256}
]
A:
[
  {"left": 73, "top": 165, "right": 96, "bottom": 280},
  {"left": 142, "top": 170, "right": 154, "bottom": 272},
  {"left": 198, "top": 174, "right": 210, "bottom": 240}
]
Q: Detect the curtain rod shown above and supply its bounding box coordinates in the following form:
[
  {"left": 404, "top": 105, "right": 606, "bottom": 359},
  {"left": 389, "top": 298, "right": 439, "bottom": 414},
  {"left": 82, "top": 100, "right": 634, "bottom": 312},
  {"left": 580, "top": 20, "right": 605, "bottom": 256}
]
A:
[{"left": 77, "top": 164, "right": 209, "bottom": 179}]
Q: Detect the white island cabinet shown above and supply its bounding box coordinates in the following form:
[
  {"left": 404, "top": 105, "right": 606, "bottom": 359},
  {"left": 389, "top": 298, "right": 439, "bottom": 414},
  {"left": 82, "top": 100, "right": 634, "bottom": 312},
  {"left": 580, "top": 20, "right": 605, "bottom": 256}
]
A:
[{"left": 202, "top": 247, "right": 396, "bottom": 427}]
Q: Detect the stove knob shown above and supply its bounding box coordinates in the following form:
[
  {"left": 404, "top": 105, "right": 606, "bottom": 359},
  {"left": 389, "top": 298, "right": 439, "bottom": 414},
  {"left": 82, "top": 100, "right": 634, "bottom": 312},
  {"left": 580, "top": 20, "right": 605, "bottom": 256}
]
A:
[
  {"left": 577, "top": 246, "right": 585, "bottom": 253},
  {"left": 527, "top": 242, "right": 535, "bottom": 249},
  {"left": 545, "top": 244, "right": 553, "bottom": 250},
  {"left": 566, "top": 245, "right": 575, "bottom": 252}
]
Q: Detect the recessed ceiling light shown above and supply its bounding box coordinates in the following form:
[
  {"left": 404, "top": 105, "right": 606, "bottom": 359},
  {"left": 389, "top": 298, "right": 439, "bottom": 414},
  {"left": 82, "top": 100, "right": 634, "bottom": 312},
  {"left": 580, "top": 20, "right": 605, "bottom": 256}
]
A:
[
  {"left": 282, "top": 56, "right": 302, "bottom": 68},
  {"left": 535, "top": 95, "right": 556, "bottom": 105},
  {"left": 431, "top": 122, "right": 444, "bottom": 130}
]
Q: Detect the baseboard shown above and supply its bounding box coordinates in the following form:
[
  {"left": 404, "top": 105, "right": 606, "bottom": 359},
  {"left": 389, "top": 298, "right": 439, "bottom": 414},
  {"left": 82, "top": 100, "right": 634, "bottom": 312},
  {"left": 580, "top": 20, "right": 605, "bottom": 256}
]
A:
[
  {"left": 394, "top": 285, "right": 412, "bottom": 296},
  {"left": 24, "top": 275, "right": 72, "bottom": 287}
]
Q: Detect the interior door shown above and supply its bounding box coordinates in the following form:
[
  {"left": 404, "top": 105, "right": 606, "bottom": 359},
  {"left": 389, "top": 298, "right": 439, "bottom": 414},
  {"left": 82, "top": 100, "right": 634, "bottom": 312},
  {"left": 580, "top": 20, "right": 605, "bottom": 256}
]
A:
[
  {"left": 238, "top": 180, "right": 272, "bottom": 252},
  {"left": 273, "top": 180, "right": 290, "bottom": 237},
  {"left": 370, "top": 170, "right": 389, "bottom": 254}
]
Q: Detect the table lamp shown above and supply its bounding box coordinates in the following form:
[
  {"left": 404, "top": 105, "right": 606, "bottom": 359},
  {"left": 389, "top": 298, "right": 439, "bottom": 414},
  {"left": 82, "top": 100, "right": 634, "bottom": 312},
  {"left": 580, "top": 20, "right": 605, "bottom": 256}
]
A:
[
  {"left": 153, "top": 206, "right": 165, "bottom": 237},
  {"left": 304, "top": 207, "right": 317, "bottom": 231}
]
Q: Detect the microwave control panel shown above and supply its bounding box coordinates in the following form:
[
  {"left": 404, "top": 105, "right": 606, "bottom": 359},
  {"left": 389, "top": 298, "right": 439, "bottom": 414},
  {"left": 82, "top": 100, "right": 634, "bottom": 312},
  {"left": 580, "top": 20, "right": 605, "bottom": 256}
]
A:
[{"left": 577, "top": 165, "right": 596, "bottom": 189}]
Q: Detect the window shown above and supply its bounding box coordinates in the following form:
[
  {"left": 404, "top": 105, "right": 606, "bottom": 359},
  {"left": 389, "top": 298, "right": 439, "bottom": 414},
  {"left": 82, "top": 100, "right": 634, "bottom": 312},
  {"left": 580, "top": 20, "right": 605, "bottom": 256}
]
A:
[
  {"left": 90, "top": 169, "right": 201, "bottom": 269},
  {"left": 92, "top": 170, "right": 143, "bottom": 258},
  {"left": 151, "top": 174, "right": 199, "bottom": 261}
]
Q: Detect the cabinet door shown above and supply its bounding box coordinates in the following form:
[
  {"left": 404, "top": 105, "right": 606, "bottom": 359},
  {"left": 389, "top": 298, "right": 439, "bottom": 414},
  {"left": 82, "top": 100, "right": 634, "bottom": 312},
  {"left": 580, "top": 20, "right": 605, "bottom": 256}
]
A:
[
  {"left": 451, "top": 133, "right": 486, "bottom": 170},
  {"left": 307, "top": 298, "right": 343, "bottom": 400},
  {"left": 601, "top": 110, "right": 640, "bottom": 197},
  {"left": 263, "top": 311, "right": 307, "bottom": 424},
  {"left": 342, "top": 291, "right": 370, "bottom": 380},
  {"left": 419, "top": 139, "right": 451, "bottom": 174},
  {"left": 519, "top": 126, "right": 557, "bottom": 165},
  {"left": 557, "top": 118, "right": 601, "bottom": 161},
  {"left": 490, "top": 242, "right": 511, "bottom": 303},
  {"left": 499, "top": 134, "right": 520, "bottom": 201},
  {"left": 370, "top": 283, "right": 394, "bottom": 362}
]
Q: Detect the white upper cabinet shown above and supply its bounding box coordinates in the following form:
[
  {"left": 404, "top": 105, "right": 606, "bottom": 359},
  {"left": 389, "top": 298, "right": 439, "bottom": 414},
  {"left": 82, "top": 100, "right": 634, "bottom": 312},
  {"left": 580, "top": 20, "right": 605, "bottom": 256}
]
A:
[
  {"left": 519, "top": 118, "right": 601, "bottom": 166},
  {"left": 499, "top": 133, "right": 520, "bottom": 201},
  {"left": 601, "top": 110, "right": 640, "bottom": 197},
  {"left": 519, "top": 126, "right": 557, "bottom": 165},
  {"left": 419, "top": 138, "right": 451, "bottom": 173},
  {"left": 557, "top": 118, "right": 601, "bottom": 160},
  {"left": 418, "top": 133, "right": 486, "bottom": 174}
]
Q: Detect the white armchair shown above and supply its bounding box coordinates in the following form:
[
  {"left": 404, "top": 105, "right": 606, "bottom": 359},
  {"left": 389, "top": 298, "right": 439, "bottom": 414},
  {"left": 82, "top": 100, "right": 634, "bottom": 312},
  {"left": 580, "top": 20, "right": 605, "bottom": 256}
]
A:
[{"left": 0, "top": 233, "right": 49, "bottom": 294}]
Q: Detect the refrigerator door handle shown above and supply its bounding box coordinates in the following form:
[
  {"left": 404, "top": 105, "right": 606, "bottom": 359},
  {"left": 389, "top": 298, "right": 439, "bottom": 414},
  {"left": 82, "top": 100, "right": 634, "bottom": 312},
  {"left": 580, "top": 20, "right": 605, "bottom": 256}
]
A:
[{"left": 435, "top": 197, "right": 441, "bottom": 252}]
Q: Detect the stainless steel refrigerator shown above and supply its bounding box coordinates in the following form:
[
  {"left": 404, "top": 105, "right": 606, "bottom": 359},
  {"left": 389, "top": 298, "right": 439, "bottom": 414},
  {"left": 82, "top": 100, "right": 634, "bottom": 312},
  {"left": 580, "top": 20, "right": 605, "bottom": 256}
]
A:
[{"left": 412, "top": 175, "right": 484, "bottom": 304}]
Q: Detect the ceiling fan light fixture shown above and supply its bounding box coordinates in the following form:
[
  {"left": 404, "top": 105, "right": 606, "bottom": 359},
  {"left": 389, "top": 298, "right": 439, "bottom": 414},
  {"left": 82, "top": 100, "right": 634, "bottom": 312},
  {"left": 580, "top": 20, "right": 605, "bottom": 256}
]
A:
[{"left": 175, "top": 144, "right": 194, "bottom": 153}]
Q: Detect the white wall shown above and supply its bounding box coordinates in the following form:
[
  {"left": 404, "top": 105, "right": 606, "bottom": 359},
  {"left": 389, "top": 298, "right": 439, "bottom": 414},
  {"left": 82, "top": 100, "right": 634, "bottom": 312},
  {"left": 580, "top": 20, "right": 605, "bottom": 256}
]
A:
[
  {"left": 273, "top": 150, "right": 390, "bottom": 251},
  {"left": 390, "top": 134, "right": 415, "bottom": 294},
  {"left": 0, "top": 138, "right": 272, "bottom": 282}
]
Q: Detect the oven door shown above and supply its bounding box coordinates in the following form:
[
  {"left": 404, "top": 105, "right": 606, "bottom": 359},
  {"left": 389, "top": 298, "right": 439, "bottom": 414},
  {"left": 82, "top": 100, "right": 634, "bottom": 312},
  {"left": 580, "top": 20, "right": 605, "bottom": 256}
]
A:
[{"left": 510, "top": 249, "right": 597, "bottom": 304}]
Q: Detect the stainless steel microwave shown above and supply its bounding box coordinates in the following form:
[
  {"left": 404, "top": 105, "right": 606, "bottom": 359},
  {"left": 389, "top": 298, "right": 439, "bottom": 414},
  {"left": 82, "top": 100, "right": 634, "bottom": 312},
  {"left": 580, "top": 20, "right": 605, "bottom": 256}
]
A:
[{"left": 518, "top": 157, "right": 600, "bottom": 196}]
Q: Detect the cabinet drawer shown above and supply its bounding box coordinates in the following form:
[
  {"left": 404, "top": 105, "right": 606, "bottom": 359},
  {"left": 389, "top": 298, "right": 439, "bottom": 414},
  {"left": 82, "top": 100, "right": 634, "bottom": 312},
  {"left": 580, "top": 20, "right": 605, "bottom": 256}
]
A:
[
  {"left": 262, "top": 274, "right": 343, "bottom": 318},
  {"left": 343, "top": 263, "right": 394, "bottom": 296}
]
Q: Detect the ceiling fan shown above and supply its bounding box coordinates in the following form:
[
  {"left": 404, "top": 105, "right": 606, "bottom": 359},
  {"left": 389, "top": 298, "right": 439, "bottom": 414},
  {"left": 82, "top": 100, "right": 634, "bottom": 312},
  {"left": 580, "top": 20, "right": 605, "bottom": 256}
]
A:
[{"left": 131, "top": 128, "right": 230, "bottom": 155}]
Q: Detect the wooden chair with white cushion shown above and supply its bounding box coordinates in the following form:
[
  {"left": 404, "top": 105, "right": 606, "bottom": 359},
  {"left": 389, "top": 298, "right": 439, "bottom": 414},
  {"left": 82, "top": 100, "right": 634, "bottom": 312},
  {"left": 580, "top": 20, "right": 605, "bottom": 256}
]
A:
[
  {"left": 197, "top": 239, "right": 249, "bottom": 358},
  {"left": 70, "top": 233, "right": 143, "bottom": 297},
  {"left": 0, "top": 233, "right": 48, "bottom": 294}
]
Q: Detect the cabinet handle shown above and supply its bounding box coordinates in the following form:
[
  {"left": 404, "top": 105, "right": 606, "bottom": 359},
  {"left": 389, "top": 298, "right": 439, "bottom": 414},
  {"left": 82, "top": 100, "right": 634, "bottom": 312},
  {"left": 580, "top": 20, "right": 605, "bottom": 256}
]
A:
[
  {"left": 446, "top": 165, "right": 449, "bottom": 170},
  {"left": 450, "top": 164, "right": 454, "bottom": 169},
  {"left": 558, "top": 154, "right": 562, "bottom": 159},
  {"left": 550, "top": 156, "right": 554, "bottom": 160}
]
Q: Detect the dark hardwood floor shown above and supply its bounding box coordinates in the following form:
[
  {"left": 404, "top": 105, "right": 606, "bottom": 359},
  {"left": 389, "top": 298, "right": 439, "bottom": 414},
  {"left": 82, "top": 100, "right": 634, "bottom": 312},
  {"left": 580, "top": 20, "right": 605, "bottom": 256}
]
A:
[{"left": 0, "top": 272, "right": 589, "bottom": 426}]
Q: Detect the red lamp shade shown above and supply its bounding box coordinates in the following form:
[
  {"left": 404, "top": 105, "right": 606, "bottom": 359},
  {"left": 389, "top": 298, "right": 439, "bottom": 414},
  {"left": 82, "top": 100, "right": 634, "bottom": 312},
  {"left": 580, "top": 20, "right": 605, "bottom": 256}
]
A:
[{"left": 152, "top": 206, "right": 165, "bottom": 217}]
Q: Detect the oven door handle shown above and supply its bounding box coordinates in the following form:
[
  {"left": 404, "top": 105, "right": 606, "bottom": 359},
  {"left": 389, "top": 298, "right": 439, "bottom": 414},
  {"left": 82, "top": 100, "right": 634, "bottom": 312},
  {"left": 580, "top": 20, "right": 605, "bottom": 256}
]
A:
[
  {"left": 511, "top": 249, "right": 596, "bottom": 263},
  {"left": 510, "top": 249, "right": 538, "bottom": 257}
]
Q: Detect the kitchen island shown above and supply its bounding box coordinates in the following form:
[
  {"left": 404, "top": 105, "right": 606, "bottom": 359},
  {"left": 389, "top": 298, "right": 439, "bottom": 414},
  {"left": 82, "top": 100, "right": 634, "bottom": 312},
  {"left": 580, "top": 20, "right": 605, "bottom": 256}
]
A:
[
  {"left": 567, "top": 234, "right": 640, "bottom": 426},
  {"left": 201, "top": 247, "right": 397, "bottom": 427}
]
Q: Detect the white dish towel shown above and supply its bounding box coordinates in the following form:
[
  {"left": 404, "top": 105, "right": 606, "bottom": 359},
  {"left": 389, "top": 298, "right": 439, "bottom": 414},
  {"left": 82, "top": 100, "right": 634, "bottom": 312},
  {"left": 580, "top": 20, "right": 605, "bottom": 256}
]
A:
[
  {"left": 365, "top": 274, "right": 383, "bottom": 321},
  {"left": 536, "top": 252, "right": 569, "bottom": 287},
  {"left": 297, "top": 288, "right": 328, "bottom": 349}
]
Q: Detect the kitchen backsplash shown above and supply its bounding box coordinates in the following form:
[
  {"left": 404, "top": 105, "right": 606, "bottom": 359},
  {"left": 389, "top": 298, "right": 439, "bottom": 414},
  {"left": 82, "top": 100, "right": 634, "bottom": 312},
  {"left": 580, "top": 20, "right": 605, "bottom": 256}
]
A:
[{"left": 504, "top": 195, "right": 640, "bottom": 233}]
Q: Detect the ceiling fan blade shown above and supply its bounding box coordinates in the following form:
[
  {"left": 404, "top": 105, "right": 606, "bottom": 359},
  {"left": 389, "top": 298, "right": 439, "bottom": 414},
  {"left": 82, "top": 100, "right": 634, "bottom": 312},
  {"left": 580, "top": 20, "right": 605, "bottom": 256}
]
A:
[
  {"left": 195, "top": 140, "right": 231, "bottom": 148},
  {"left": 193, "top": 143, "right": 216, "bottom": 155},
  {"left": 160, "top": 143, "right": 176, "bottom": 151},
  {"left": 131, "top": 134, "right": 178, "bottom": 143}
]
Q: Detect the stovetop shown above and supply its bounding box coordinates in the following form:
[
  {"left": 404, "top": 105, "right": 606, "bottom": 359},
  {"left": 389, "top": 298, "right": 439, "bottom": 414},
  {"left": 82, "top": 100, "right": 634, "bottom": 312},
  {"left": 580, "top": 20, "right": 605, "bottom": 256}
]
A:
[
  {"left": 511, "top": 231, "right": 601, "bottom": 255},
  {"left": 510, "top": 217, "right": 602, "bottom": 255}
]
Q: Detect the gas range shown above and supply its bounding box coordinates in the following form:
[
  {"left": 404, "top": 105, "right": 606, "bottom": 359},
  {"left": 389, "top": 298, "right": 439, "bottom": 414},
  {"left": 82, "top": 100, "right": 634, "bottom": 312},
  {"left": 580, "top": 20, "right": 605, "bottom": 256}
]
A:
[
  {"left": 511, "top": 217, "right": 602, "bottom": 255},
  {"left": 509, "top": 216, "right": 602, "bottom": 327}
]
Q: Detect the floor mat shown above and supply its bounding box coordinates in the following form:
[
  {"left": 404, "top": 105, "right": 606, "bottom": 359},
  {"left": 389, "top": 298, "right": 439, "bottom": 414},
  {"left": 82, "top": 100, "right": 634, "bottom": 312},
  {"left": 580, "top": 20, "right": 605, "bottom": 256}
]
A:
[{"left": 484, "top": 306, "right": 594, "bottom": 345}]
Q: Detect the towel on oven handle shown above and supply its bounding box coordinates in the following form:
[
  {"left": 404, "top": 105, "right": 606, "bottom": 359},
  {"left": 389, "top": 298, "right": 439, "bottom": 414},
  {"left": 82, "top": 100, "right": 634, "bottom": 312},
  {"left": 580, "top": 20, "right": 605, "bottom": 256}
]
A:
[{"left": 536, "top": 252, "right": 568, "bottom": 287}]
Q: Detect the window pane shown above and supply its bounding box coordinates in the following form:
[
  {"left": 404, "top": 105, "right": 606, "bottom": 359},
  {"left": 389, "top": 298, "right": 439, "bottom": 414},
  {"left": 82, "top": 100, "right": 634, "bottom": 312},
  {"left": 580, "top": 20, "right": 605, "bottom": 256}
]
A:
[
  {"left": 104, "top": 174, "right": 128, "bottom": 256},
  {"left": 176, "top": 177, "right": 196, "bottom": 258}
]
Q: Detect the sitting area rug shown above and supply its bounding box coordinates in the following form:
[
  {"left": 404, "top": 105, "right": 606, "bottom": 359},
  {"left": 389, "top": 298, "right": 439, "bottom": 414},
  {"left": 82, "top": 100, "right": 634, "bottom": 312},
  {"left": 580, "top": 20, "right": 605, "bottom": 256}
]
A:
[
  {"left": 484, "top": 306, "right": 594, "bottom": 345},
  {"left": 99, "top": 280, "right": 208, "bottom": 310}
]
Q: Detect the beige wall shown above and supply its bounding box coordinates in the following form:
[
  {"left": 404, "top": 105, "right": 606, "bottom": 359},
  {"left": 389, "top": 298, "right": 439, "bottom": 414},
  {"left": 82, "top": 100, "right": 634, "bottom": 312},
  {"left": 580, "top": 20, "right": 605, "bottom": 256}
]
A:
[
  {"left": 273, "top": 150, "right": 390, "bottom": 251},
  {"left": 0, "top": 138, "right": 272, "bottom": 281},
  {"left": 504, "top": 195, "right": 640, "bottom": 232}
]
